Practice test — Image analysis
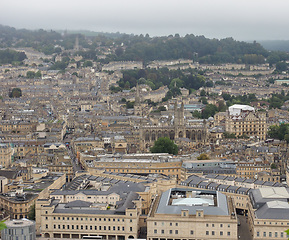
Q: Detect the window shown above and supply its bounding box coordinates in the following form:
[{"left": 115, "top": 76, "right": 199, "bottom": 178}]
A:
[
  {"left": 228, "top": 232, "right": 231, "bottom": 236},
  {"left": 190, "top": 230, "right": 194, "bottom": 235},
  {"left": 269, "top": 232, "right": 272, "bottom": 237},
  {"left": 104, "top": 226, "right": 106, "bottom": 230},
  {"left": 90, "top": 226, "right": 92, "bottom": 230},
  {"left": 275, "top": 232, "right": 278, "bottom": 238},
  {"left": 53, "top": 225, "right": 56, "bottom": 229},
  {"left": 263, "top": 232, "right": 266, "bottom": 237},
  {"left": 176, "top": 223, "right": 178, "bottom": 226},
  {"left": 72, "top": 225, "right": 74, "bottom": 230},
  {"left": 67, "top": 225, "right": 69, "bottom": 229},
  {"left": 220, "top": 224, "right": 223, "bottom": 227},
  {"left": 206, "top": 224, "right": 209, "bottom": 227},
  {"left": 212, "top": 231, "right": 215, "bottom": 235},
  {"left": 206, "top": 231, "right": 209, "bottom": 235},
  {"left": 220, "top": 231, "right": 223, "bottom": 236},
  {"left": 63, "top": 225, "right": 65, "bottom": 229},
  {"left": 257, "top": 232, "right": 259, "bottom": 237},
  {"left": 45, "top": 224, "right": 48, "bottom": 229},
  {"left": 170, "top": 223, "right": 172, "bottom": 226},
  {"left": 212, "top": 224, "right": 214, "bottom": 227},
  {"left": 161, "top": 230, "right": 164, "bottom": 234},
  {"left": 281, "top": 232, "right": 284, "bottom": 237},
  {"left": 175, "top": 230, "right": 178, "bottom": 234},
  {"left": 154, "top": 230, "right": 157, "bottom": 234},
  {"left": 169, "top": 230, "right": 172, "bottom": 234},
  {"left": 130, "top": 227, "right": 132, "bottom": 232}
]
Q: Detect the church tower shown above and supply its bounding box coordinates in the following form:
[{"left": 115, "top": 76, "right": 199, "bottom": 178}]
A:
[
  {"left": 74, "top": 35, "right": 80, "bottom": 51},
  {"left": 174, "top": 101, "right": 185, "bottom": 138},
  {"left": 134, "top": 83, "right": 142, "bottom": 116}
]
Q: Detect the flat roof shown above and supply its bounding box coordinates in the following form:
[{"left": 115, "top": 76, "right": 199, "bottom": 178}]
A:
[{"left": 259, "top": 187, "right": 289, "bottom": 199}]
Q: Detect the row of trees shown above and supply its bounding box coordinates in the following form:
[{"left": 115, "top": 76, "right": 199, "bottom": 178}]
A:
[
  {"left": 113, "top": 68, "right": 208, "bottom": 101},
  {"left": 0, "top": 49, "right": 26, "bottom": 64},
  {"left": 268, "top": 123, "right": 289, "bottom": 143}
]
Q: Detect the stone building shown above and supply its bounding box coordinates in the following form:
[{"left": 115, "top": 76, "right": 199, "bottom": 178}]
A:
[
  {"left": 1, "top": 218, "right": 36, "bottom": 240},
  {"left": 147, "top": 188, "right": 237, "bottom": 240},
  {"left": 140, "top": 102, "right": 208, "bottom": 150},
  {"left": 225, "top": 104, "right": 267, "bottom": 140}
]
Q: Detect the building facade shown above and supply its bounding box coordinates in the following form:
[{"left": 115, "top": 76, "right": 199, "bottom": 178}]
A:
[{"left": 225, "top": 104, "right": 267, "bottom": 140}]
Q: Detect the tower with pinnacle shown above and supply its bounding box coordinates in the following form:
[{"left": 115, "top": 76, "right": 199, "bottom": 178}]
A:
[{"left": 134, "top": 83, "right": 142, "bottom": 116}]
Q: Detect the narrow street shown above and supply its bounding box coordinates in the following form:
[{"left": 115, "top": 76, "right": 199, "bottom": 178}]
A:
[{"left": 238, "top": 214, "right": 253, "bottom": 240}]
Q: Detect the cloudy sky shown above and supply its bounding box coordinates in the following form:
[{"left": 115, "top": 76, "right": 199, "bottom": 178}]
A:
[{"left": 1, "top": 0, "right": 289, "bottom": 40}]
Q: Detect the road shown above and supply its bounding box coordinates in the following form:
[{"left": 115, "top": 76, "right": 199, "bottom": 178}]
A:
[
  {"left": 67, "top": 147, "right": 83, "bottom": 173},
  {"left": 238, "top": 214, "right": 253, "bottom": 240}
]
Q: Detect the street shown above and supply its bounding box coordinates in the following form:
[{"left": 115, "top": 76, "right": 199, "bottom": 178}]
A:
[{"left": 238, "top": 214, "right": 253, "bottom": 240}]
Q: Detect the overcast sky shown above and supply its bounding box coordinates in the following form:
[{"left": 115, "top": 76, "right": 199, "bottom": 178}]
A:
[{"left": 1, "top": 0, "right": 289, "bottom": 41}]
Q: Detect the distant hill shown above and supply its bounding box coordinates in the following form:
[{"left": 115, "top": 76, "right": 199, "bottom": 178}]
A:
[
  {"left": 258, "top": 40, "right": 289, "bottom": 52},
  {"left": 1, "top": 24, "right": 288, "bottom": 64}
]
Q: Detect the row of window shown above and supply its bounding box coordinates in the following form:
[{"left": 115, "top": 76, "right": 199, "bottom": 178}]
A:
[
  {"left": 51, "top": 224, "right": 132, "bottom": 232},
  {"left": 50, "top": 216, "right": 127, "bottom": 222},
  {"left": 256, "top": 231, "right": 287, "bottom": 238},
  {"left": 153, "top": 222, "right": 231, "bottom": 228},
  {"left": 256, "top": 221, "right": 289, "bottom": 225},
  {"left": 153, "top": 229, "right": 231, "bottom": 236}
]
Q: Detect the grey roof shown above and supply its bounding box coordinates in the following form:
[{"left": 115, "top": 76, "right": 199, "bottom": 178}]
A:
[
  {"left": 155, "top": 188, "right": 229, "bottom": 216},
  {"left": 244, "top": 178, "right": 255, "bottom": 183},
  {"left": 255, "top": 201, "right": 289, "bottom": 219},
  {"left": 217, "top": 184, "right": 229, "bottom": 191},
  {"left": 65, "top": 200, "right": 92, "bottom": 208},
  {"left": 249, "top": 187, "right": 289, "bottom": 209},
  {"left": 207, "top": 182, "right": 219, "bottom": 190},
  {"left": 227, "top": 186, "right": 239, "bottom": 193},
  {"left": 263, "top": 181, "right": 275, "bottom": 186},
  {"left": 236, "top": 187, "right": 250, "bottom": 194}
]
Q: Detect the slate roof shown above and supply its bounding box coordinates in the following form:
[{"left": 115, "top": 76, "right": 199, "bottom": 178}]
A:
[{"left": 155, "top": 188, "right": 229, "bottom": 216}]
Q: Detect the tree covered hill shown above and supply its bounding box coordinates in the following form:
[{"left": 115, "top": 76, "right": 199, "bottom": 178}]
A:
[{"left": 0, "top": 24, "right": 288, "bottom": 64}]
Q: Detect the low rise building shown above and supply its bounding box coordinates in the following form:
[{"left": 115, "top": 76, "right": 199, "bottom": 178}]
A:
[
  {"left": 249, "top": 187, "right": 289, "bottom": 239},
  {"left": 147, "top": 188, "right": 237, "bottom": 240}
]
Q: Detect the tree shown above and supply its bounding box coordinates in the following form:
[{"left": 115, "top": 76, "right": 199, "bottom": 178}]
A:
[
  {"left": 275, "top": 61, "right": 287, "bottom": 72},
  {"left": 83, "top": 60, "right": 93, "bottom": 67},
  {"left": 28, "top": 204, "right": 35, "bottom": 220},
  {"left": 268, "top": 123, "right": 289, "bottom": 142},
  {"left": 200, "top": 89, "right": 206, "bottom": 96},
  {"left": 197, "top": 153, "right": 210, "bottom": 160},
  {"left": 26, "top": 71, "right": 36, "bottom": 78},
  {"left": 192, "top": 110, "right": 202, "bottom": 119},
  {"left": 0, "top": 220, "right": 7, "bottom": 230},
  {"left": 35, "top": 70, "right": 42, "bottom": 78},
  {"left": 270, "top": 163, "right": 277, "bottom": 169},
  {"left": 9, "top": 88, "right": 22, "bottom": 98},
  {"left": 150, "top": 137, "right": 178, "bottom": 155},
  {"left": 201, "top": 104, "right": 218, "bottom": 119}
]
